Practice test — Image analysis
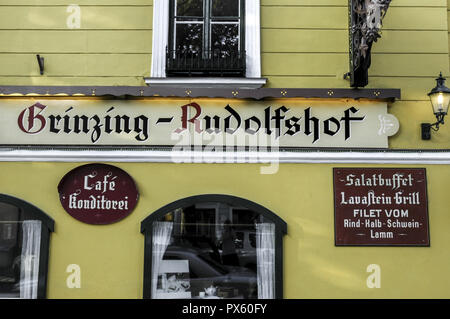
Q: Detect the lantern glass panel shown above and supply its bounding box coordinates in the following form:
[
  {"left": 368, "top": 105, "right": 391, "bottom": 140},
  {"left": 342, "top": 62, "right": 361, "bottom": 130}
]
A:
[{"left": 429, "top": 92, "right": 450, "bottom": 115}]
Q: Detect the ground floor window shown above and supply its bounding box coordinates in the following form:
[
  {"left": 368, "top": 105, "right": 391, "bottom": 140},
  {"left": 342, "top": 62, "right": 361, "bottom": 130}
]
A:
[
  {"left": 0, "top": 195, "right": 54, "bottom": 299},
  {"left": 141, "top": 195, "right": 287, "bottom": 299}
]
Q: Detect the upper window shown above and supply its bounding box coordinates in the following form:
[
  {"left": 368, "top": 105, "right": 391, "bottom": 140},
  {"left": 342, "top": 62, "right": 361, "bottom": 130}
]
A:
[
  {"left": 167, "top": 0, "right": 245, "bottom": 77},
  {"left": 0, "top": 194, "right": 54, "bottom": 299},
  {"left": 148, "top": 0, "right": 264, "bottom": 87},
  {"left": 141, "top": 195, "right": 287, "bottom": 299}
]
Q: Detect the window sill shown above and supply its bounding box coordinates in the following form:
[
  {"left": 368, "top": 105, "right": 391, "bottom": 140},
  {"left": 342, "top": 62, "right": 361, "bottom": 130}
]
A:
[{"left": 144, "top": 77, "right": 267, "bottom": 89}]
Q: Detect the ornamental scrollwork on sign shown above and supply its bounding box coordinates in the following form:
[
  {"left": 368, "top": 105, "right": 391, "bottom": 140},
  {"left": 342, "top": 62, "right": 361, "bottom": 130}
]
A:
[
  {"left": 377, "top": 114, "right": 399, "bottom": 137},
  {"left": 349, "top": 0, "right": 391, "bottom": 88}
]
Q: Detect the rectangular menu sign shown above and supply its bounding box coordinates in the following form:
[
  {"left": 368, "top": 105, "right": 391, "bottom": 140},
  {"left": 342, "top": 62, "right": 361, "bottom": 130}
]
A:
[{"left": 333, "top": 168, "right": 429, "bottom": 246}]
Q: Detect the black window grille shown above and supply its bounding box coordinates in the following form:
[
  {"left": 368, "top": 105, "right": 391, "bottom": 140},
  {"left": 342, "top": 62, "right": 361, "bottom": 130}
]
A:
[{"left": 167, "top": 0, "right": 246, "bottom": 77}]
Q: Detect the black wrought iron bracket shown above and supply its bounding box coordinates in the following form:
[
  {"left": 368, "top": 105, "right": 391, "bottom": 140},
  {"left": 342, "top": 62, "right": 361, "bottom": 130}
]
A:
[
  {"left": 348, "top": 0, "right": 391, "bottom": 88},
  {"left": 421, "top": 113, "right": 446, "bottom": 140},
  {"left": 36, "top": 54, "right": 44, "bottom": 75}
]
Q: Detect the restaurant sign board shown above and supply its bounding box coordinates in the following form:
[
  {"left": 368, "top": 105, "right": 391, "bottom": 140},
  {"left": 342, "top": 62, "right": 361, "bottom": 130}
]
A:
[
  {"left": 333, "top": 168, "right": 429, "bottom": 246},
  {"left": 58, "top": 163, "right": 139, "bottom": 225},
  {"left": 0, "top": 99, "right": 399, "bottom": 148}
]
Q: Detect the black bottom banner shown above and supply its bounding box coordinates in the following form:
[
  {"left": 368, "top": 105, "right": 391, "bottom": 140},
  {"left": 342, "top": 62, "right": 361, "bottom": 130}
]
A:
[{"left": 1, "top": 299, "right": 447, "bottom": 317}]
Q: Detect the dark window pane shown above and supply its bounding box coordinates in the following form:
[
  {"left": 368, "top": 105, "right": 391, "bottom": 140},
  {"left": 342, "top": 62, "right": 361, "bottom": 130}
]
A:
[
  {"left": 176, "top": 0, "right": 204, "bottom": 17},
  {"left": 249, "top": 233, "right": 256, "bottom": 248},
  {"left": 211, "top": 24, "right": 239, "bottom": 56},
  {"left": 152, "top": 202, "right": 271, "bottom": 299},
  {"left": 235, "top": 231, "right": 244, "bottom": 249},
  {"left": 0, "top": 203, "right": 20, "bottom": 298},
  {"left": 175, "top": 23, "right": 203, "bottom": 52},
  {"left": 211, "top": 0, "right": 239, "bottom": 17}
]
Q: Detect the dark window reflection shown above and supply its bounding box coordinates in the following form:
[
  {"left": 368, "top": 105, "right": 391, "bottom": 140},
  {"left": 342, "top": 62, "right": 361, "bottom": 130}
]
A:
[
  {"left": 211, "top": 0, "right": 239, "bottom": 17},
  {"left": 176, "top": 0, "right": 204, "bottom": 17},
  {"left": 211, "top": 24, "right": 239, "bottom": 56},
  {"left": 175, "top": 23, "right": 203, "bottom": 53},
  {"left": 0, "top": 203, "right": 21, "bottom": 298},
  {"left": 168, "top": 0, "right": 244, "bottom": 76},
  {"left": 154, "top": 203, "right": 271, "bottom": 299}
]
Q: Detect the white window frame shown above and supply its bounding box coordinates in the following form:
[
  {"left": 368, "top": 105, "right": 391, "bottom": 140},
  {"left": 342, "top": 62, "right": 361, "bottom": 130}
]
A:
[{"left": 146, "top": 0, "right": 266, "bottom": 88}]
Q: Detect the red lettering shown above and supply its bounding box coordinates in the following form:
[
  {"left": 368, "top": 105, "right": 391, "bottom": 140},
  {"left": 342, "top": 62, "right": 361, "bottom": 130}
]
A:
[
  {"left": 18, "top": 103, "right": 47, "bottom": 134},
  {"left": 175, "top": 102, "right": 202, "bottom": 133}
]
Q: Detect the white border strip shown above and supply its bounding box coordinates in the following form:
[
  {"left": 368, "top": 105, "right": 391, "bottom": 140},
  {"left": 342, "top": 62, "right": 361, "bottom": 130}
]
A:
[
  {"left": 1, "top": 149, "right": 450, "bottom": 164},
  {"left": 144, "top": 77, "right": 267, "bottom": 89}
]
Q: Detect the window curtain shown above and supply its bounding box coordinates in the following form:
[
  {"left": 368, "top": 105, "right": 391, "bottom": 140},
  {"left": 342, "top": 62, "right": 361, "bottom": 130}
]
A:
[
  {"left": 256, "top": 223, "right": 275, "bottom": 299},
  {"left": 151, "top": 221, "right": 173, "bottom": 299},
  {"left": 20, "top": 220, "right": 42, "bottom": 299}
]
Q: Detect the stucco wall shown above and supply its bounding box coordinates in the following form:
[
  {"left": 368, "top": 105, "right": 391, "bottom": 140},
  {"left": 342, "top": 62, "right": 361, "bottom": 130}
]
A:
[{"left": 0, "top": 161, "right": 448, "bottom": 298}]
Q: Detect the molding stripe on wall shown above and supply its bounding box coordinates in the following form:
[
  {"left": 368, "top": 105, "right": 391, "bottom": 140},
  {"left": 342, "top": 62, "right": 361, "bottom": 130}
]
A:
[{"left": 1, "top": 149, "right": 450, "bottom": 164}]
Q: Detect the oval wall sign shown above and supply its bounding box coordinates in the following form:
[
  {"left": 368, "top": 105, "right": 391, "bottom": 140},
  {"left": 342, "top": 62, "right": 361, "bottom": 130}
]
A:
[{"left": 57, "top": 164, "right": 139, "bottom": 225}]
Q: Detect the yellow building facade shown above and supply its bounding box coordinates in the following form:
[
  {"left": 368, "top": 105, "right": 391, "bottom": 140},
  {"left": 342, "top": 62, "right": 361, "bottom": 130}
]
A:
[{"left": 0, "top": 0, "right": 449, "bottom": 299}]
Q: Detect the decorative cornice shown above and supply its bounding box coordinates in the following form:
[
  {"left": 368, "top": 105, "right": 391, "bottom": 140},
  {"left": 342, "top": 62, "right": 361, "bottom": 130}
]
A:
[{"left": 0, "top": 86, "right": 401, "bottom": 101}]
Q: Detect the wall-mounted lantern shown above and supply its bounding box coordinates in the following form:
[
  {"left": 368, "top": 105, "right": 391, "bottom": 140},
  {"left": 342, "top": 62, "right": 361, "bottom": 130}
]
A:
[
  {"left": 421, "top": 73, "right": 450, "bottom": 140},
  {"left": 348, "top": 0, "right": 391, "bottom": 88}
]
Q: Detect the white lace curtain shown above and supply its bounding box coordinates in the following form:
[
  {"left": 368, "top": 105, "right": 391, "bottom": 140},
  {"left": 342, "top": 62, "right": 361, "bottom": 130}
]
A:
[
  {"left": 256, "top": 223, "right": 275, "bottom": 299},
  {"left": 151, "top": 221, "right": 173, "bottom": 299},
  {"left": 20, "top": 220, "right": 42, "bottom": 299}
]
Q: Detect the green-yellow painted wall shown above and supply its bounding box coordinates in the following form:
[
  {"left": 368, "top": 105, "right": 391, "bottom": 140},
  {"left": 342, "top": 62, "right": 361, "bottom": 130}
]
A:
[
  {"left": 446, "top": 0, "right": 450, "bottom": 127},
  {"left": 0, "top": 161, "right": 448, "bottom": 299},
  {"left": 0, "top": 1, "right": 448, "bottom": 95}
]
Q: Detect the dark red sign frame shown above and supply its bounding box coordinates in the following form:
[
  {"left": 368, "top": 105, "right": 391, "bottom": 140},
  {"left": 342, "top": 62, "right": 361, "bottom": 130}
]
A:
[
  {"left": 333, "top": 168, "right": 430, "bottom": 246},
  {"left": 58, "top": 163, "right": 139, "bottom": 225}
]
